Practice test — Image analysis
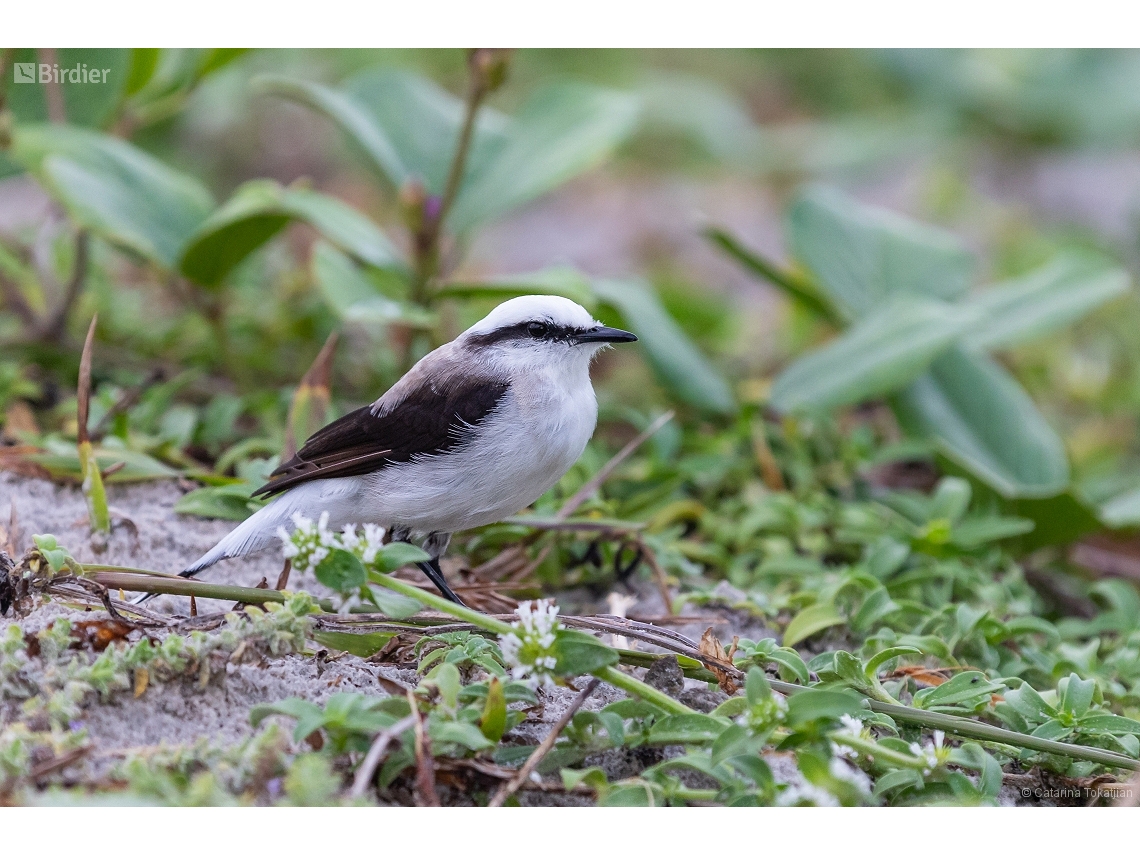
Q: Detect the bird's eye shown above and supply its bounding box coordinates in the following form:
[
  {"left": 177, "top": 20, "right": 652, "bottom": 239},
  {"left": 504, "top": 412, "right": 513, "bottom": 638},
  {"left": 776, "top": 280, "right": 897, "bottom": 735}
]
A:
[{"left": 526, "top": 321, "right": 549, "bottom": 339}]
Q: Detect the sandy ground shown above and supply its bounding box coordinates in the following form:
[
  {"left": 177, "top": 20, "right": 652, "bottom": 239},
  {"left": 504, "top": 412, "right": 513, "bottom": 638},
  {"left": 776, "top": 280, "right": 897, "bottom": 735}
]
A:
[{"left": 0, "top": 472, "right": 1072, "bottom": 805}]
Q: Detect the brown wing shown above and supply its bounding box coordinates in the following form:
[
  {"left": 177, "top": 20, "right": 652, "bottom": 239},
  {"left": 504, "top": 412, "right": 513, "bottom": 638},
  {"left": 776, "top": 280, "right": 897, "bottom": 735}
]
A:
[{"left": 253, "top": 378, "right": 510, "bottom": 499}]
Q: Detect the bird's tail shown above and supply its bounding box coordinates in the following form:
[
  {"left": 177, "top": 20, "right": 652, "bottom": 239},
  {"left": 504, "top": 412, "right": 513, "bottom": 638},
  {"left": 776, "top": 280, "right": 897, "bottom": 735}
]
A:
[
  {"left": 182, "top": 497, "right": 295, "bottom": 579},
  {"left": 133, "top": 498, "right": 295, "bottom": 605}
]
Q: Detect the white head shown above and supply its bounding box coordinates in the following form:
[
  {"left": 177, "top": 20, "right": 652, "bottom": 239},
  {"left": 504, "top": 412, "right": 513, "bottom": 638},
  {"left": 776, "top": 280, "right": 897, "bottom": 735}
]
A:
[{"left": 461, "top": 295, "right": 637, "bottom": 374}]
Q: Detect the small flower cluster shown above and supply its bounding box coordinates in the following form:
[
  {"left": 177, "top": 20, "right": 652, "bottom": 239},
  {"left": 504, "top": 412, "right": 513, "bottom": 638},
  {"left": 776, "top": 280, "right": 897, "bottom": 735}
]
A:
[
  {"left": 828, "top": 757, "right": 872, "bottom": 796},
  {"left": 831, "top": 713, "right": 867, "bottom": 759},
  {"left": 909, "top": 730, "right": 948, "bottom": 773},
  {"left": 775, "top": 777, "right": 840, "bottom": 807},
  {"left": 498, "top": 600, "right": 560, "bottom": 689},
  {"left": 278, "top": 512, "right": 386, "bottom": 573}
]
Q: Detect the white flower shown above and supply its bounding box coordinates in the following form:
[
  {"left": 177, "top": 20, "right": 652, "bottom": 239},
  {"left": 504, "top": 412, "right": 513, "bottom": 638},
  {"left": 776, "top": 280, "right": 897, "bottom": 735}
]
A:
[
  {"left": 776, "top": 779, "right": 839, "bottom": 807},
  {"left": 498, "top": 600, "right": 561, "bottom": 689},
  {"left": 279, "top": 512, "right": 388, "bottom": 575},
  {"left": 828, "top": 757, "right": 871, "bottom": 796},
  {"left": 909, "top": 730, "right": 946, "bottom": 772},
  {"left": 830, "top": 713, "right": 866, "bottom": 759}
]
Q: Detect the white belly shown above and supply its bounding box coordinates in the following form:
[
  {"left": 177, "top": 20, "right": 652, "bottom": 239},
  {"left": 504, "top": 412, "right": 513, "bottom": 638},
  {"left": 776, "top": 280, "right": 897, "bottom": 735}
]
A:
[{"left": 361, "top": 380, "right": 597, "bottom": 533}]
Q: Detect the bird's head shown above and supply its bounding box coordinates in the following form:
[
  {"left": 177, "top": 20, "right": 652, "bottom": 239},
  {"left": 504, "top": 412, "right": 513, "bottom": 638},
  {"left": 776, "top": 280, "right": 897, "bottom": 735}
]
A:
[{"left": 461, "top": 295, "right": 637, "bottom": 374}]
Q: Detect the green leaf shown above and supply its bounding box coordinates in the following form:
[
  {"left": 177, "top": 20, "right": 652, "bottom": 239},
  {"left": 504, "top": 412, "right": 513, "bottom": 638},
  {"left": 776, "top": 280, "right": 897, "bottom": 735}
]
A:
[
  {"left": 962, "top": 255, "right": 1130, "bottom": 351},
  {"left": 770, "top": 298, "right": 972, "bottom": 413},
  {"left": 30, "top": 443, "right": 180, "bottom": 483},
  {"left": 311, "top": 242, "right": 433, "bottom": 327},
  {"left": 11, "top": 125, "right": 215, "bottom": 270},
  {"left": 787, "top": 184, "right": 975, "bottom": 320},
  {"left": 549, "top": 629, "right": 620, "bottom": 676},
  {"left": 950, "top": 516, "right": 1035, "bottom": 549},
  {"left": 704, "top": 225, "right": 839, "bottom": 322},
  {"left": 1077, "top": 714, "right": 1140, "bottom": 735},
  {"left": 448, "top": 83, "right": 640, "bottom": 233},
  {"left": 783, "top": 601, "right": 845, "bottom": 647},
  {"left": 179, "top": 179, "right": 406, "bottom": 287},
  {"left": 174, "top": 483, "right": 265, "bottom": 521},
  {"left": 371, "top": 541, "right": 430, "bottom": 574},
  {"left": 311, "top": 631, "right": 394, "bottom": 658},
  {"left": 479, "top": 678, "right": 508, "bottom": 743},
  {"left": 592, "top": 278, "right": 736, "bottom": 415},
  {"left": 314, "top": 548, "right": 367, "bottom": 593},
  {"left": 428, "top": 720, "right": 494, "bottom": 753},
  {"left": 647, "top": 714, "right": 728, "bottom": 745},
  {"left": 894, "top": 346, "right": 1070, "bottom": 498},
  {"left": 913, "top": 671, "right": 1004, "bottom": 711},
  {"left": 863, "top": 646, "right": 922, "bottom": 680},
  {"left": 785, "top": 689, "right": 865, "bottom": 726},
  {"left": 1059, "top": 673, "right": 1096, "bottom": 718},
  {"left": 257, "top": 71, "right": 509, "bottom": 193},
  {"left": 366, "top": 587, "right": 424, "bottom": 619}
]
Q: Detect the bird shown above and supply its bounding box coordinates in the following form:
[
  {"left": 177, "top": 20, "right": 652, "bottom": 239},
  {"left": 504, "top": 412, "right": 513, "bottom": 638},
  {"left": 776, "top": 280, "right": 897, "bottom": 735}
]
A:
[{"left": 175, "top": 294, "right": 637, "bottom": 606}]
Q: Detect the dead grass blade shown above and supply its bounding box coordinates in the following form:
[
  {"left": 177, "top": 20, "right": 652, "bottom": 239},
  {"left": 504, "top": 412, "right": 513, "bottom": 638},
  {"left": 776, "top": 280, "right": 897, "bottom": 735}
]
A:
[
  {"left": 349, "top": 714, "right": 417, "bottom": 799},
  {"left": 409, "top": 689, "right": 439, "bottom": 806},
  {"left": 77, "top": 315, "right": 110, "bottom": 535}
]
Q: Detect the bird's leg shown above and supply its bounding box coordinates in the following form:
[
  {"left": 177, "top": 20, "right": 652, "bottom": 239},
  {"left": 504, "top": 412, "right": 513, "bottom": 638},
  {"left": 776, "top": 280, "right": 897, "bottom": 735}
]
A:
[{"left": 416, "top": 531, "right": 465, "bottom": 606}]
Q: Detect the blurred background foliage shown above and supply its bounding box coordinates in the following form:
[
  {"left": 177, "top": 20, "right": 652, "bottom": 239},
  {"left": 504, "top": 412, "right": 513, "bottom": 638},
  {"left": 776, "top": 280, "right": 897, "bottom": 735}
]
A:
[{"left": 6, "top": 47, "right": 1140, "bottom": 577}]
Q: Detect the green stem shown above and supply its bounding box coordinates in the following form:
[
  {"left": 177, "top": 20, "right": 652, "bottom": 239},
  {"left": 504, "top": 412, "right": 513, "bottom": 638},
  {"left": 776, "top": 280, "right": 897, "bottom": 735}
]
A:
[
  {"left": 768, "top": 678, "right": 1139, "bottom": 772},
  {"left": 830, "top": 732, "right": 930, "bottom": 771},
  {"left": 368, "top": 572, "right": 513, "bottom": 635},
  {"left": 86, "top": 571, "right": 336, "bottom": 613},
  {"left": 594, "top": 665, "right": 692, "bottom": 716}
]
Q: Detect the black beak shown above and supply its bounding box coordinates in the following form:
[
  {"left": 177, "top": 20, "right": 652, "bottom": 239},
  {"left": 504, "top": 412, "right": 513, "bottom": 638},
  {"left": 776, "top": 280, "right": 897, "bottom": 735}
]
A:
[{"left": 574, "top": 326, "right": 638, "bottom": 344}]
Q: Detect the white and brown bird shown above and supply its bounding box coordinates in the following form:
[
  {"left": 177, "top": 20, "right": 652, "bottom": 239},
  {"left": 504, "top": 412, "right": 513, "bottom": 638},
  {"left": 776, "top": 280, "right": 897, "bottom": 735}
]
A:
[{"left": 178, "top": 295, "right": 637, "bottom": 605}]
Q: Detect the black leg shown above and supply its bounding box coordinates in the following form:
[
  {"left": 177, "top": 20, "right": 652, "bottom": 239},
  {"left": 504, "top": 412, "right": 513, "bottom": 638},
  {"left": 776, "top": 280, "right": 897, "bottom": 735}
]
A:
[{"left": 416, "top": 558, "right": 466, "bottom": 606}]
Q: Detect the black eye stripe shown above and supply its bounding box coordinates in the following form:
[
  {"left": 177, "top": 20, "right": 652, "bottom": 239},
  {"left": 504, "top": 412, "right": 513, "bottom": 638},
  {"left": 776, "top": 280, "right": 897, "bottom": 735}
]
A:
[{"left": 469, "top": 320, "right": 584, "bottom": 347}]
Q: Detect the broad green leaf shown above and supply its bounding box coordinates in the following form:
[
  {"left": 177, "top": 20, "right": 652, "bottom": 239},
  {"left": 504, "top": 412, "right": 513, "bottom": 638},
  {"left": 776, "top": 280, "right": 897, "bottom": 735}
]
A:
[
  {"left": 257, "top": 71, "right": 509, "bottom": 193},
  {"left": 179, "top": 179, "right": 405, "bottom": 286},
  {"left": 311, "top": 242, "right": 433, "bottom": 327},
  {"left": 894, "top": 346, "right": 1070, "bottom": 498},
  {"left": 11, "top": 125, "right": 215, "bottom": 270},
  {"left": 913, "top": 671, "right": 1004, "bottom": 710},
  {"left": 1077, "top": 714, "right": 1140, "bottom": 735},
  {"left": 770, "top": 298, "right": 972, "bottom": 413},
  {"left": 704, "top": 225, "right": 839, "bottom": 322},
  {"left": 448, "top": 83, "right": 640, "bottom": 233},
  {"left": 370, "top": 541, "right": 431, "bottom": 574},
  {"left": 783, "top": 601, "right": 845, "bottom": 647},
  {"left": 785, "top": 689, "right": 865, "bottom": 726},
  {"left": 1097, "top": 486, "right": 1140, "bottom": 528},
  {"left": 550, "top": 629, "right": 620, "bottom": 676},
  {"left": 929, "top": 477, "right": 972, "bottom": 524},
  {"left": 787, "top": 185, "right": 974, "bottom": 319},
  {"left": 367, "top": 587, "right": 424, "bottom": 619},
  {"left": 1058, "top": 673, "right": 1096, "bottom": 718},
  {"left": 314, "top": 548, "right": 367, "bottom": 593},
  {"left": 592, "top": 278, "right": 736, "bottom": 415},
  {"left": 31, "top": 443, "right": 180, "bottom": 483},
  {"left": 963, "top": 255, "right": 1130, "bottom": 351},
  {"left": 311, "top": 631, "right": 394, "bottom": 658},
  {"left": 174, "top": 483, "right": 264, "bottom": 521}
]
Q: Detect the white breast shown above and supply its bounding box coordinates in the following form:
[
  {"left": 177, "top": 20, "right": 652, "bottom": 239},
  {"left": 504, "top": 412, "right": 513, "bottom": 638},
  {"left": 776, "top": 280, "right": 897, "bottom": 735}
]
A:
[{"left": 362, "top": 367, "right": 598, "bottom": 534}]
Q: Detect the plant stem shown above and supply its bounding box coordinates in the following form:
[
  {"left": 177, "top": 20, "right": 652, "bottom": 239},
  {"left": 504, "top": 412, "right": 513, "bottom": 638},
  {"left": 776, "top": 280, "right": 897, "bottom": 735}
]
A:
[
  {"left": 767, "top": 678, "right": 1139, "bottom": 772},
  {"left": 85, "top": 570, "right": 336, "bottom": 612},
  {"left": 368, "top": 572, "right": 514, "bottom": 635},
  {"left": 594, "top": 665, "right": 692, "bottom": 716},
  {"left": 830, "top": 732, "right": 930, "bottom": 771}
]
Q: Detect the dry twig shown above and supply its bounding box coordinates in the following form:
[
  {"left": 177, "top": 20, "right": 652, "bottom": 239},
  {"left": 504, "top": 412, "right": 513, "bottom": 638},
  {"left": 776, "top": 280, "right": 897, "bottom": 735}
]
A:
[{"left": 488, "top": 678, "right": 600, "bottom": 807}]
